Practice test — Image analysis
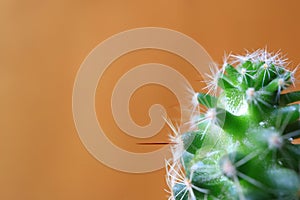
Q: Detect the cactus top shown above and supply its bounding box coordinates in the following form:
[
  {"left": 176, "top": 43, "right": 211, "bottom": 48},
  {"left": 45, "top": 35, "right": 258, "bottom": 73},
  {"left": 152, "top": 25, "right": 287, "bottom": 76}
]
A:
[{"left": 166, "top": 49, "right": 300, "bottom": 200}]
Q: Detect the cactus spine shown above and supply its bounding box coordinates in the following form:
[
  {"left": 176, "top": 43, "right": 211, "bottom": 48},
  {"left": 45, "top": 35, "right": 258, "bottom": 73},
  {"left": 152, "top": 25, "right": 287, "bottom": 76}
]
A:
[{"left": 166, "top": 49, "right": 300, "bottom": 200}]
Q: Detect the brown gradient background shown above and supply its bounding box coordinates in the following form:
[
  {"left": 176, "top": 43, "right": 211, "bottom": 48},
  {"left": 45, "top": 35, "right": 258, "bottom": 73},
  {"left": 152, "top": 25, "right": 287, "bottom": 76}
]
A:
[{"left": 1, "top": 1, "right": 300, "bottom": 200}]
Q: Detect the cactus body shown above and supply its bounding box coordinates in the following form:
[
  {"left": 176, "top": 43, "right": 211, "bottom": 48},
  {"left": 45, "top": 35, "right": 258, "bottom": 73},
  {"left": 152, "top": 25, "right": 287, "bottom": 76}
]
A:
[{"left": 166, "top": 49, "right": 300, "bottom": 200}]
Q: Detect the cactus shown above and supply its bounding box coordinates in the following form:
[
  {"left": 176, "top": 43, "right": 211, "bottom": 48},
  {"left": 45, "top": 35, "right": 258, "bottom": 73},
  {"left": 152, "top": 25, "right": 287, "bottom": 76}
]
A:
[{"left": 166, "top": 49, "right": 300, "bottom": 200}]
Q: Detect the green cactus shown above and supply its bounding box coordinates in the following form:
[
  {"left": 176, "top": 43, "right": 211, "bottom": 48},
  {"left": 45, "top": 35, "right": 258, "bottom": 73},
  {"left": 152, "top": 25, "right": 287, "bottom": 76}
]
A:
[{"left": 166, "top": 49, "right": 300, "bottom": 200}]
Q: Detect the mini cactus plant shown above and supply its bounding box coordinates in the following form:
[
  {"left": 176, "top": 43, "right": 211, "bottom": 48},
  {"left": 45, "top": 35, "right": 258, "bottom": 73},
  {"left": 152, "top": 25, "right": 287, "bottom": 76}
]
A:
[{"left": 166, "top": 49, "right": 300, "bottom": 200}]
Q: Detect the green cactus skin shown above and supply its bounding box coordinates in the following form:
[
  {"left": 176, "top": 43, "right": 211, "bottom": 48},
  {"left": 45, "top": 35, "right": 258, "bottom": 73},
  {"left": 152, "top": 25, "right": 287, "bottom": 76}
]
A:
[{"left": 166, "top": 49, "right": 300, "bottom": 200}]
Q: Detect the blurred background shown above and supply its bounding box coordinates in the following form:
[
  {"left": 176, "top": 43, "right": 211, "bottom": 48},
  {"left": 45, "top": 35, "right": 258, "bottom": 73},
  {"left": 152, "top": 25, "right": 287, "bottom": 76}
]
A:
[{"left": 1, "top": 0, "right": 300, "bottom": 199}]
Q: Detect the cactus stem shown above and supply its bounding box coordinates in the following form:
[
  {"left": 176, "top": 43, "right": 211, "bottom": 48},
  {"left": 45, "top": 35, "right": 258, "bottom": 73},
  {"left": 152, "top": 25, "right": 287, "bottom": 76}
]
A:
[
  {"left": 238, "top": 67, "right": 254, "bottom": 85},
  {"left": 197, "top": 93, "right": 217, "bottom": 108},
  {"left": 246, "top": 88, "right": 271, "bottom": 107},
  {"left": 166, "top": 49, "right": 300, "bottom": 200},
  {"left": 194, "top": 108, "right": 222, "bottom": 137},
  {"left": 280, "top": 91, "right": 300, "bottom": 105},
  {"left": 237, "top": 171, "right": 268, "bottom": 191},
  {"left": 166, "top": 160, "right": 209, "bottom": 200},
  {"left": 261, "top": 63, "right": 277, "bottom": 86}
]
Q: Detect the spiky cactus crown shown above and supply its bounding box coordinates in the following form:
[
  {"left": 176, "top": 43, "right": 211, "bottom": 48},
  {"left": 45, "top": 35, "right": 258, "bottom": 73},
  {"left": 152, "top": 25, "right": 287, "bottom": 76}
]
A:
[{"left": 166, "top": 49, "right": 300, "bottom": 200}]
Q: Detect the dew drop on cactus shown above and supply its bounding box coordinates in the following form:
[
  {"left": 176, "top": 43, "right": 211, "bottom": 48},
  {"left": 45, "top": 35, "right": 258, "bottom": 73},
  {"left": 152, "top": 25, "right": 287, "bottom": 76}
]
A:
[{"left": 165, "top": 49, "right": 300, "bottom": 200}]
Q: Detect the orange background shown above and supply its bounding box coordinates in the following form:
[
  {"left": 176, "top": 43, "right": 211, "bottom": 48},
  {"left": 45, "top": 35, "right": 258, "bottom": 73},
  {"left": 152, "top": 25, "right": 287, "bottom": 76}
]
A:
[{"left": 1, "top": 1, "right": 300, "bottom": 200}]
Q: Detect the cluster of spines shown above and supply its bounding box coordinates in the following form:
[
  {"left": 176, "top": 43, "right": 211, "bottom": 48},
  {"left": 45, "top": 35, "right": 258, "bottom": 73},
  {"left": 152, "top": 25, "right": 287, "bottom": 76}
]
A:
[{"left": 166, "top": 49, "right": 300, "bottom": 200}]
